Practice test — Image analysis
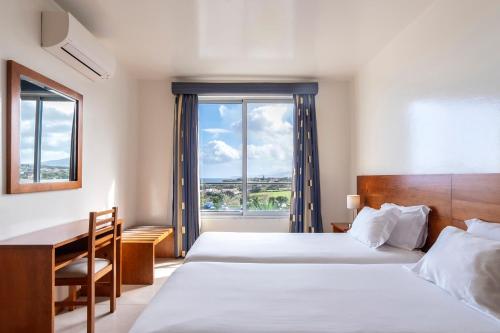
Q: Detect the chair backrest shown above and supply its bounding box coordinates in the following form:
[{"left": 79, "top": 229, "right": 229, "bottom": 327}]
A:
[{"left": 87, "top": 207, "right": 118, "bottom": 279}]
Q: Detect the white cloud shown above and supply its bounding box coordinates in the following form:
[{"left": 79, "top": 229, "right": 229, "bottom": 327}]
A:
[
  {"left": 40, "top": 150, "right": 70, "bottom": 162},
  {"left": 201, "top": 140, "right": 240, "bottom": 163},
  {"left": 246, "top": 104, "right": 293, "bottom": 160},
  {"left": 247, "top": 141, "right": 293, "bottom": 177},
  {"left": 247, "top": 104, "right": 292, "bottom": 134},
  {"left": 248, "top": 143, "right": 288, "bottom": 161},
  {"left": 203, "top": 128, "right": 231, "bottom": 138},
  {"left": 200, "top": 103, "right": 294, "bottom": 178},
  {"left": 42, "top": 132, "right": 71, "bottom": 149},
  {"left": 245, "top": 104, "right": 294, "bottom": 177},
  {"left": 219, "top": 105, "right": 228, "bottom": 117},
  {"left": 231, "top": 104, "right": 293, "bottom": 137}
]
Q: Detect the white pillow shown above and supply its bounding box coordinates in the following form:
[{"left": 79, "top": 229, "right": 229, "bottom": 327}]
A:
[
  {"left": 465, "top": 218, "right": 500, "bottom": 242},
  {"left": 348, "top": 207, "right": 399, "bottom": 248},
  {"left": 407, "top": 226, "right": 500, "bottom": 321},
  {"left": 381, "top": 203, "right": 430, "bottom": 250}
]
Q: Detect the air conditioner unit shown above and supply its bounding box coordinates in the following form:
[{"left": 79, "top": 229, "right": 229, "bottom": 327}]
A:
[{"left": 42, "top": 11, "right": 116, "bottom": 80}]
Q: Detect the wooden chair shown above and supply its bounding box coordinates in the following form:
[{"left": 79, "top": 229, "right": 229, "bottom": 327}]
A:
[{"left": 55, "top": 207, "right": 118, "bottom": 333}]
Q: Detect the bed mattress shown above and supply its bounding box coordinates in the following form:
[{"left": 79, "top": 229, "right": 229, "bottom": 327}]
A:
[
  {"left": 130, "top": 262, "right": 499, "bottom": 333},
  {"left": 184, "top": 232, "right": 424, "bottom": 264}
]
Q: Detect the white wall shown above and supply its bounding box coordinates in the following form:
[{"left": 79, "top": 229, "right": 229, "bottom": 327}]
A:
[
  {"left": 0, "top": 0, "right": 139, "bottom": 240},
  {"left": 135, "top": 78, "right": 353, "bottom": 232},
  {"left": 316, "top": 79, "right": 352, "bottom": 228},
  {"left": 353, "top": 0, "right": 500, "bottom": 178},
  {"left": 135, "top": 80, "right": 175, "bottom": 226}
]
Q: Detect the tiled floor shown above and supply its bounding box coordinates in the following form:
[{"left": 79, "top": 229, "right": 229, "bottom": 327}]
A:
[{"left": 55, "top": 258, "right": 183, "bottom": 333}]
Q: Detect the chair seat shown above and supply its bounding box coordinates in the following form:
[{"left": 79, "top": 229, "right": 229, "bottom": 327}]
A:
[{"left": 56, "top": 258, "right": 111, "bottom": 279}]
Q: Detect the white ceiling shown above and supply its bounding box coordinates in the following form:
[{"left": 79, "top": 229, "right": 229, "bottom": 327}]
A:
[{"left": 55, "top": 0, "right": 434, "bottom": 80}]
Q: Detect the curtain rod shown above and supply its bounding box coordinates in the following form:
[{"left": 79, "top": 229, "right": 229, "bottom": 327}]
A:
[{"left": 171, "top": 82, "right": 318, "bottom": 95}]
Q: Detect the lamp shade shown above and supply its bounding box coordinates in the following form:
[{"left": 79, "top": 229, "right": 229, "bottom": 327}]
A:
[{"left": 346, "top": 195, "right": 361, "bottom": 210}]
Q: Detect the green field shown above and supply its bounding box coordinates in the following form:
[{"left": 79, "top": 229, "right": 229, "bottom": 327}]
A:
[
  {"left": 249, "top": 190, "right": 291, "bottom": 200},
  {"left": 247, "top": 190, "right": 291, "bottom": 211},
  {"left": 201, "top": 186, "right": 291, "bottom": 211}
]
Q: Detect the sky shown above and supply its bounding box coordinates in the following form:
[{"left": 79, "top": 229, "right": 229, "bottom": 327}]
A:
[
  {"left": 20, "top": 99, "right": 75, "bottom": 166},
  {"left": 198, "top": 102, "right": 294, "bottom": 179}
]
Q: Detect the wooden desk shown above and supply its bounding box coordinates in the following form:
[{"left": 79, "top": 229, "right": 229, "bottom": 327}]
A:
[{"left": 0, "top": 219, "right": 123, "bottom": 333}]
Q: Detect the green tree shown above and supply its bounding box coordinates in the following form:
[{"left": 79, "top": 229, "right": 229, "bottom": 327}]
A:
[
  {"left": 208, "top": 193, "right": 224, "bottom": 209},
  {"left": 276, "top": 196, "right": 289, "bottom": 208},
  {"left": 268, "top": 197, "right": 277, "bottom": 209},
  {"left": 249, "top": 196, "right": 265, "bottom": 210}
]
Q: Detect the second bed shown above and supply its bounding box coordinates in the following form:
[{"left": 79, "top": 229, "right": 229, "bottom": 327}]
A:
[{"left": 184, "top": 231, "right": 424, "bottom": 264}]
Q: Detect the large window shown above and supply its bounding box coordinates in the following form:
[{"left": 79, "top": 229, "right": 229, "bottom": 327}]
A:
[{"left": 199, "top": 98, "right": 294, "bottom": 215}]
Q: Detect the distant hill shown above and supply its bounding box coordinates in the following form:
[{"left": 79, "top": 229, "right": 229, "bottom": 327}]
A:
[{"left": 42, "top": 158, "right": 70, "bottom": 167}]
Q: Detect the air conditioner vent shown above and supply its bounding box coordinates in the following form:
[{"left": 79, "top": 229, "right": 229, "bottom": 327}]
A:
[
  {"left": 42, "top": 11, "right": 116, "bottom": 81},
  {"left": 61, "top": 44, "right": 104, "bottom": 77}
]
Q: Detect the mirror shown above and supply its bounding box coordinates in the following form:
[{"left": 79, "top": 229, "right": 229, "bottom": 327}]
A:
[{"left": 7, "top": 61, "right": 82, "bottom": 193}]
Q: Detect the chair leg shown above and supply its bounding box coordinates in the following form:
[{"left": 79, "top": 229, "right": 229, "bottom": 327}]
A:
[
  {"left": 68, "top": 286, "right": 77, "bottom": 311},
  {"left": 110, "top": 264, "right": 116, "bottom": 313},
  {"left": 87, "top": 279, "right": 95, "bottom": 333}
]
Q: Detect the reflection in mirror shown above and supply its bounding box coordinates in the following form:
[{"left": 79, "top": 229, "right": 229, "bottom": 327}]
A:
[{"left": 19, "top": 77, "right": 77, "bottom": 183}]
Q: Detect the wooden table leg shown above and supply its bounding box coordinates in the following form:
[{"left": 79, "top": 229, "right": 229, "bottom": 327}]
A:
[
  {"left": 68, "top": 286, "right": 77, "bottom": 311},
  {"left": 0, "top": 246, "right": 54, "bottom": 333}
]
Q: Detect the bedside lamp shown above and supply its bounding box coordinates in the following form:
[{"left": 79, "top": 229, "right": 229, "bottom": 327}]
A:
[{"left": 346, "top": 195, "right": 361, "bottom": 223}]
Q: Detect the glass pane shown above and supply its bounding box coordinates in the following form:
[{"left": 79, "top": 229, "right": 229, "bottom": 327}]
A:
[
  {"left": 19, "top": 99, "right": 37, "bottom": 183},
  {"left": 199, "top": 103, "right": 243, "bottom": 212},
  {"left": 247, "top": 102, "right": 294, "bottom": 212},
  {"left": 200, "top": 182, "right": 243, "bottom": 211},
  {"left": 40, "top": 100, "right": 75, "bottom": 182},
  {"left": 247, "top": 183, "right": 291, "bottom": 211}
]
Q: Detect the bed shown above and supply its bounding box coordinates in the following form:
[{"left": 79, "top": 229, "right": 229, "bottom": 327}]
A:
[
  {"left": 185, "top": 174, "right": 456, "bottom": 265},
  {"left": 129, "top": 262, "right": 500, "bottom": 333},
  {"left": 184, "top": 231, "right": 424, "bottom": 264},
  {"left": 131, "top": 174, "right": 500, "bottom": 333}
]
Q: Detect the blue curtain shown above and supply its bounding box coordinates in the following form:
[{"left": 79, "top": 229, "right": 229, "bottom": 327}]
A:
[
  {"left": 290, "top": 94, "right": 323, "bottom": 233},
  {"left": 172, "top": 94, "right": 200, "bottom": 256}
]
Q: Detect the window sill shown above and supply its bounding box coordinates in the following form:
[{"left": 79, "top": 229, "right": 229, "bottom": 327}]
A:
[{"left": 201, "top": 214, "right": 288, "bottom": 220}]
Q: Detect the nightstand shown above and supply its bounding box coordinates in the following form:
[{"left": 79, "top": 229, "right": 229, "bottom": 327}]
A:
[{"left": 331, "top": 222, "right": 351, "bottom": 233}]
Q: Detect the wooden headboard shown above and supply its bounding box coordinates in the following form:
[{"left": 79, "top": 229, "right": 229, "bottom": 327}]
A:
[{"left": 357, "top": 174, "right": 500, "bottom": 250}]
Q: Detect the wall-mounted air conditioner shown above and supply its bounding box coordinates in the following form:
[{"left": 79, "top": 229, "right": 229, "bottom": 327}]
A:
[{"left": 41, "top": 11, "right": 116, "bottom": 81}]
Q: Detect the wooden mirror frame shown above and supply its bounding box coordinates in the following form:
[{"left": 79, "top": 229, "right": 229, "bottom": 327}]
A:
[{"left": 6, "top": 60, "right": 83, "bottom": 194}]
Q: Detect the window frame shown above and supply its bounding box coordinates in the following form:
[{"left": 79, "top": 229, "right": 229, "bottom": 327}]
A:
[
  {"left": 198, "top": 96, "right": 294, "bottom": 217},
  {"left": 7, "top": 60, "right": 83, "bottom": 194}
]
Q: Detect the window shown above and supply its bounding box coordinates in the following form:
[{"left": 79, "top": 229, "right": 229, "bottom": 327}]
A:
[
  {"left": 19, "top": 79, "right": 77, "bottom": 183},
  {"left": 199, "top": 98, "right": 294, "bottom": 216}
]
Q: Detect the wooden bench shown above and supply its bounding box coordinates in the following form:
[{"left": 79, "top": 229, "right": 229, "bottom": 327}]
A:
[{"left": 122, "top": 226, "right": 174, "bottom": 285}]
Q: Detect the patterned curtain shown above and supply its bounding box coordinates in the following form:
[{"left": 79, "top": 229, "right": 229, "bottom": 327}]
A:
[
  {"left": 173, "top": 94, "right": 200, "bottom": 257},
  {"left": 290, "top": 94, "right": 323, "bottom": 233}
]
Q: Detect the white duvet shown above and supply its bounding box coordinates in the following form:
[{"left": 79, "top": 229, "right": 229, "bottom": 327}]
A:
[
  {"left": 130, "top": 262, "right": 500, "bottom": 333},
  {"left": 185, "top": 232, "right": 424, "bottom": 264}
]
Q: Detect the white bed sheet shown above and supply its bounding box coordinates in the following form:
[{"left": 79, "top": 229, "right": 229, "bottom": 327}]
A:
[
  {"left": 130, "top": 262, "right": 500, "bottom": 333},
  {"left": 184, "top": 232, "right": 424, "bottom": 264}
]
